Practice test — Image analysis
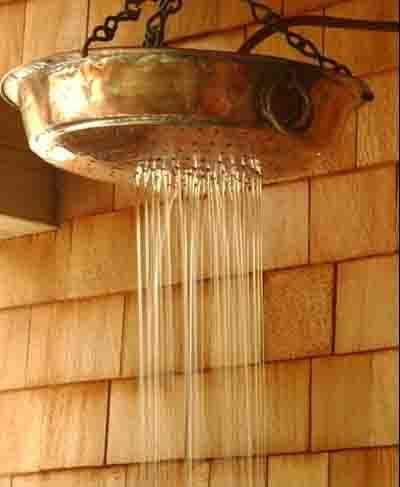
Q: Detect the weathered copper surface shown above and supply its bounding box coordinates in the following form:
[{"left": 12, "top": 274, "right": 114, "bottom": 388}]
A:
[{"left": 1, "top": 48, "right": 372, "bottom": 183}]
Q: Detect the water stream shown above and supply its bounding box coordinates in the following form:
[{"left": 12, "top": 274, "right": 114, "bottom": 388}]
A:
[{"left": 132, "top": 156, "right": 265, "bottom": 485}]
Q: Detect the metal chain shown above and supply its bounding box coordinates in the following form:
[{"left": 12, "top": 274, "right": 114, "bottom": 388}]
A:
[
  {"left": 144, "top": 0, "right": 182, "bottom": 47},
  {"left": 83, "top": 0, "right": 351, "bottom": 75},
  {"left": 82, "top": 0, "right": 144, "bottom": 56},
  {"left": 244, "top": 0, "right": 352, "bottom": 75},
  {"left": 82, "top": 0, "right": 183, "bottom": 56}
]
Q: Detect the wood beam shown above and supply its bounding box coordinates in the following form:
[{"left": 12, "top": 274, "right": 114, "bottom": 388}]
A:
[
  {"left": 0, "top": 99, "right": 29, "bottom": 152},
  {"left": 0, "top": 145, "right": 58, "bottom": 239}
]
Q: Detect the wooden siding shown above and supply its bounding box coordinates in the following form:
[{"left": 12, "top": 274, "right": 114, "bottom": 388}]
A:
[{"left": 0, "top": 0, "right": 398, "bottom": 484}]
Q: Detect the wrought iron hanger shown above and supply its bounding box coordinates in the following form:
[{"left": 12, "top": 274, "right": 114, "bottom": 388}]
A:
[{"left": 83, "top": 0, "right": 399, "bottom": 77}]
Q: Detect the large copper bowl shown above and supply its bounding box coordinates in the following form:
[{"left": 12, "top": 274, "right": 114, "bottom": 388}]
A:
[{"left": 1, "top": 48, "right": 372, "bottom": 183}]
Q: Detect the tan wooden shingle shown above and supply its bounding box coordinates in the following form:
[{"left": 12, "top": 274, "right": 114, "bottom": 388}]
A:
[
  {"left": 0, "top": 307, "right": 30, "bottom": 391},
  {"left": 30, "top": 230, "right": 68, "bottom": 303},
  {"left": 195, "top": 362, "right": 309, "bottom": 458},
  {"left": 173, "top": 29, "right": 245, "bottom": 51},
  {"left": 217, "top": 0, "right": 282, "bottom": 29},
  {"left": 0, "top": 235, "right": 40, "bottom": 308},
  {"left": 67, "top": 201, "right": 264, "bottom": 303},
  {"left": 0, "top": 389, "right": 44, "bottom": 474},
  {"left": 108, "top": 377, "right": 186, "bottom": 464},
  {"left": 217, "top": 0, "right": 255, "bottom": 28},
  {"left": 210, "top": 458, "right": 267, "bottom": 486},
  {"left": 27, "top": 295, "right": 125, "bottom": 386},
  {"left": 325, "top": 0, "right": 399, "bottom": 77},
  {"left": 264, "top": 265, "right": 333, "bottom": 361},
  {"left": 328, "top": 112, "right": 357, "bottom": 173},
  {"left": 166, "top": 0, "right": 218, "bottom": 40},
  {"left": 13, "top": 467, "right": 126, "bottom": 487},
  {"left": 0, "top": 382, "right": 108, "bottom": 475},
  {"left": 358, "top": 71, "right": 399, "bottom": 166},
  {"left": 256, "top": 361, "right": 310, "bottom": 454},
  {"left": 59, "top": 172, "right": 114, "bottom": 221},
  {"left": 262, "top": 181, "right": 309, "bottom": 270},
  {"left": 109, "top": 361, "right": 310, "bottom": 464},
  {"left": 0, "top": 1, "right": 25, "bottom": 77},
  {"left": 67, "top": 210, "right": 137, "bottom": 299},
  {"left": 310, "top": 166, "right": 398, "bottom": 263},
  {"left": 336, "top": 255, "right": 399, "bottom": 354},
  {"left": 127, "top": 462, "right": 210, "bottom": 487},
  {"left": 123, "top": 275, "right": 262, "bottom": 378},
  {"left": 370, "top": 351, "right": 399, "bottom": 446},
  {"left": 191, "top": 368, "right": 264, "bottom": 460},
  {"left": 330, "top": 447, "right": 399, "bottom": 487},
  {"left": 200, "top": 276, "right": 263, "bottom": 369},
  {"left": 312, "top": 350, "right": 399, "bottom": 451},
  {"left": 269, "top": 453, "right": 329, "bottom": 487},
  {"left": 24, "top": 0, "right": 89, "bottom": 62},
  {"left": 54, "top": 222, "right": 74, "bottom": 301},
  {"left": 39, "top": 382, "right": 108, "bottom": 470},
  {"left": 0, "top": 223, "right": 71, "bottom": 309},
  {"left": 285, "top": 0, "right": 339, "bottom": 14},
  {"left": 122, "top": 289, "right": 185, "bottom": 378}
]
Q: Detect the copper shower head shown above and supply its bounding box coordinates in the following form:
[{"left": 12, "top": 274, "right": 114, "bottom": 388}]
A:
[{"left": 0, "top": 48, "right": 372, "bottom": 184}]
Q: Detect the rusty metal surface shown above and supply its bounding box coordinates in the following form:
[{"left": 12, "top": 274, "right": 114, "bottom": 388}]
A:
[{"left": 1, "top": 48, "right": 372, "bottom": 183}]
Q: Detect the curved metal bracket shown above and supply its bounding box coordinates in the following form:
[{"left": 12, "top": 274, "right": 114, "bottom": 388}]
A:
[
  {"left": 240, "top": 1, "right": 399, "bottom": 76},
  {"left": 239, "top": 15, "right": 400, "bottom": 59}
]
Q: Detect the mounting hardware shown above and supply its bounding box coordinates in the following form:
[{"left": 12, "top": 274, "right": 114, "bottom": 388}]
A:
[
  {"left": 83, "top": 0, "right": 399, "bottom": 78},
  {"left": 241, "top": 0, "right": 399, "bottom": 76},
  {"left": 258, "top": 70, "right": 313, "bottom": 134},
  {"left": 83, "top": 0, "right": 183, "bottom": 56}
]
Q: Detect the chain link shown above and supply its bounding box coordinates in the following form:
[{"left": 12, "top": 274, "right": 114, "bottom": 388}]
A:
[
  {"left": 246, "top": 1, "right": 280, "bottom": 24},
  {"left": 82, "top": 0, "right": 182, "bottom": 56},
  {"left": 82, "top": 0, "right": 144, "bottom": 56},
  {"left": 244, "top": 0, "right": 352, "bottom": 75},
  {"left": 144, "top": 0, "right": 182, "bottom": 47}
]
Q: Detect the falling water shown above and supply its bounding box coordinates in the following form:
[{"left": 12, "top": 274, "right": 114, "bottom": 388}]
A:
[{"left": 132, "top": 155, "right": 265, "bottom": 485}]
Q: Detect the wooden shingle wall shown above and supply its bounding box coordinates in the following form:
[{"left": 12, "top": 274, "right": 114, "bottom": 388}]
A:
[{"left": 0, "top": 0, "right": 398, "bottom": 485}]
